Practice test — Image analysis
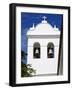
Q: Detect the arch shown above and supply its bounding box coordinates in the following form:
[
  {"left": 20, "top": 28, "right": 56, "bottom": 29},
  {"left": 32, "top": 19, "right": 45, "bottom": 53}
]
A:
[
  {"left": 47, "top": 42, "right": 54, "bottom": 58},
  {"left": 33, "top": 42, "right": 40, "bottom": 58}
]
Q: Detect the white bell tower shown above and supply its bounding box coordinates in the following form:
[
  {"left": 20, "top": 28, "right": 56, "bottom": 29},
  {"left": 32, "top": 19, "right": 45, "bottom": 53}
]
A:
[{"left": 27, "top": 16, "right": 60, "bottom": 76}]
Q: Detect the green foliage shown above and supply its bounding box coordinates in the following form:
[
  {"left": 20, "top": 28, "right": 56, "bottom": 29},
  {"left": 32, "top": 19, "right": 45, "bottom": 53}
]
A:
[
  {"left": 21, "top": 62, "right": 36, "bottom": 77},
  {"left": 21, "top": 50, "right": 36, "bottom": 77}
]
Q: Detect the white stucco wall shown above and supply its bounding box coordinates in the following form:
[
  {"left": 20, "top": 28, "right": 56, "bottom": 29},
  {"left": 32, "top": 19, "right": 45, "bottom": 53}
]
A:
[{"left": 27, "top": 37, "right": 60, "bottom": 75}]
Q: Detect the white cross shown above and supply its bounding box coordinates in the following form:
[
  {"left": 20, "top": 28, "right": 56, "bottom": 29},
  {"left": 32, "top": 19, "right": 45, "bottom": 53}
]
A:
[{"left": 43, "top": 16, "right": 47, "bottom": 21}]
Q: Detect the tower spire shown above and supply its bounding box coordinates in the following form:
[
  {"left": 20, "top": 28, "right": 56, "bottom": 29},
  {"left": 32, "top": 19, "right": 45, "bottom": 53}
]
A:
[{"left": 43, "top": 16, "right": 47, "bottom": 21}]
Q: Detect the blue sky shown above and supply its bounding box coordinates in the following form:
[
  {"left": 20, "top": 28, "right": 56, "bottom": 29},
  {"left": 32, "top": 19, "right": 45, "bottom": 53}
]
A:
[{"left": 21, "top": 12, "right": 63, "bottom": 64}]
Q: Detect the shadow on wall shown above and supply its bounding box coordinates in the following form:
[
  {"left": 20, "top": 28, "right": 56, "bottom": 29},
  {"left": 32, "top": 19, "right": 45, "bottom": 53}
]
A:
[{"left": 59, "top": 39, "right": 63, "bottom": 75}]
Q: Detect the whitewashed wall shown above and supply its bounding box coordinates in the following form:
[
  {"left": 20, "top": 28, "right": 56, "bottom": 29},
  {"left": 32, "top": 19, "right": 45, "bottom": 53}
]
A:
[{"left": 27, "top": 37, "right": 60, "bottom": 75}]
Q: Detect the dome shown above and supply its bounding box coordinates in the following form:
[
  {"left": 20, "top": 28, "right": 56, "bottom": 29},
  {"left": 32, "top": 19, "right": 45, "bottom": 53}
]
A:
[
  {"left": 27, "top": 16, "right": 60, "bottom": 36},
  {"left": 35, "top": 22, "right": 53, "bottom": 31}
]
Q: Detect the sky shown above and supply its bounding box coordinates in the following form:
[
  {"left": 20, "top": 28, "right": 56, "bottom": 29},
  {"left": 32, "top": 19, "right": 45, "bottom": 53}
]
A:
[{"left": 21, "top": 12, "right": 63, "bottom": 64}]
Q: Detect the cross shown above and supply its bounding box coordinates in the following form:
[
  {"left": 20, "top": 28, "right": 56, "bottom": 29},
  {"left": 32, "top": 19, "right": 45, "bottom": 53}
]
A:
[{"left": 43, "top": 16, "right": 47, "bottom": 21}]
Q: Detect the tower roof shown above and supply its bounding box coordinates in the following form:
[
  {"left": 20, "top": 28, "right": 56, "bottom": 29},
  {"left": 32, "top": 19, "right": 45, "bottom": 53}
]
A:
[{"left": 27, "top": 16, "right": 60, "bottom": 36}]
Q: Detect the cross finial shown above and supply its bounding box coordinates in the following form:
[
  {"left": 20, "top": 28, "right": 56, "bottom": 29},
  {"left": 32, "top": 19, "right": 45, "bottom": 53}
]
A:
[
  {"left": 33, "top": 23, "right": 35, "bottom": 28},
  {"left": 30, "top": 23, "right": 35, "bottom": 30},
  {"left": 43, "top": 16, "right": 47, "bottom": 21}
]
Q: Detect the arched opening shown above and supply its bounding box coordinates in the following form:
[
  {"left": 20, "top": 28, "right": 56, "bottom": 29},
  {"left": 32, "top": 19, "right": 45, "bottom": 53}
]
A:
[
  {"left": 47, "top": 42, "right": 54, "bottom": 58},
  {"left": 33, "top": 42, "right": 40, "bottom": 58}
]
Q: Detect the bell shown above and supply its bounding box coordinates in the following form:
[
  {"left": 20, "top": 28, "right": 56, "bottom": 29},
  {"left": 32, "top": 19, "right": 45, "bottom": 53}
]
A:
[
  {"left": 35, "top": 49, "right": 39, "bottom": 53},
  {"left": 49, "top": 49, "right": 53, "bottom": 54}
]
